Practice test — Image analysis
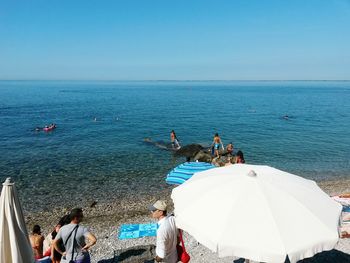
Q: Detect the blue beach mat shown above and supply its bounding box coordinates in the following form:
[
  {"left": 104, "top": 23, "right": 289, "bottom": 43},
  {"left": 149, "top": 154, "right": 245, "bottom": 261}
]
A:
[
  {"left": 166, "top": 162, "right": 216, "bottom": 185},
  {"left": 118, "top": 223, "right": 158, "bottom": 239},
  {"left": 343, "top": 206, "right": 350, "bottom": 213}
]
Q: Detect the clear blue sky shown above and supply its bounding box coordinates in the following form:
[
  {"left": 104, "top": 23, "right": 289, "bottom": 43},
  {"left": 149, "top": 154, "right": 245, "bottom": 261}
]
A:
[{"left": 0, "top": 0, "right": 349, "bottom": 80}]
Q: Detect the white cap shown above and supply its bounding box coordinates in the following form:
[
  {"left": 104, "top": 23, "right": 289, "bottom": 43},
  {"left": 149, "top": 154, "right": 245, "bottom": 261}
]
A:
[{"left": 149, "top": 200, "right": 167, "bottom": 211}]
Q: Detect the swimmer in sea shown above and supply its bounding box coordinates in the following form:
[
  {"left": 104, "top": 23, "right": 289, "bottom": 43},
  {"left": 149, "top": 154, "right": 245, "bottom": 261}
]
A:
[
  {"left": 212, "top": 133, "right": 224, "bottom": 157},
  {"left": 170, "top": 130, "right": 181, "bottom": 150}
]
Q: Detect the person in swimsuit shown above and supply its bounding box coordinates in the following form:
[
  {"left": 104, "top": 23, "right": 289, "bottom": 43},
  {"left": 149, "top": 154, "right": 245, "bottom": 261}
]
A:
[
  {"left": 170, "top": 130, "right": 181, "bottom": 150},
  {"left": 212, "top": 133, "right": 223, "bottom": 157},
  {"left": 29, "top": 225, "right": 45, "bottom": 260}
]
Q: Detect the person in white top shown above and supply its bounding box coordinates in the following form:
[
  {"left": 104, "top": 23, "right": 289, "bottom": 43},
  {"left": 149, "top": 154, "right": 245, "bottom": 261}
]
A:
[{"left": 149, "top": 200, "right": 178, "bottom": 263}]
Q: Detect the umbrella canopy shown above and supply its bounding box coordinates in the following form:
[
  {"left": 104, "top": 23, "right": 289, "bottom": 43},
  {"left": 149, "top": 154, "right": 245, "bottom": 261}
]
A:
[
  {"left": 166, "top": 162, "right": 216, "bottom": 185},
  {"left": 171, "top": 164, "right": 342, "bottom": 263},
  {"left": 0, "top": 178, "right": 34, "bottom": 263}
]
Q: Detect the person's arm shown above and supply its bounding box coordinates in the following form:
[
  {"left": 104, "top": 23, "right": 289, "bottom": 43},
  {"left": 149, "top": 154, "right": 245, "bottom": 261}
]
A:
[
  {"left": 53, "top": 229, "right": 66, "bottom": 258},
  {"left": 50, "top": 243, "right": 55, "bottom": 260},
  {"left": 155, "top": 231, "right": 166, "bottom": 262},
  {"left": 82, "top": 232, "right": 97, "bottom": 251},
  {"left": 52, "top": 238, "right": 66, "bottom": 257},
  {"left": 155, "top": 255, "right": 163, "bottom": 262}
]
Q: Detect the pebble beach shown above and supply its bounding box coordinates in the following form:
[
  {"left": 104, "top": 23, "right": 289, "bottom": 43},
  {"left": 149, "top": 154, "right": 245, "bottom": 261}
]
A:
[{"left": 24, "top": 177, "right": 350, "bottom": 263}]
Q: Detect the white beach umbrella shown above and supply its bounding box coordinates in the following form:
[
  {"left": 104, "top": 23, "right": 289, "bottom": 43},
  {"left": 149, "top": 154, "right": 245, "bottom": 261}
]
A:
[
  {"left": 171, "top": 164, "right": 342, "bottom": 263},
  {"left": 0, "top": 178, "right": 34, "bottom": 263}
]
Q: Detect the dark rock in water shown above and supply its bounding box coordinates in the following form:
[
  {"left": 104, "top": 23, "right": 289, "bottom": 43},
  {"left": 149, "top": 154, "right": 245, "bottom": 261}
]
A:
[
  {"left": 193, "top": 150, "right": 212, "bottom": 163},
  {"left": 114, "top": 245, "right": 156, "bottom": 263},
  {"left": 174, "top": 144, "right": 204, "bottom": 158}
]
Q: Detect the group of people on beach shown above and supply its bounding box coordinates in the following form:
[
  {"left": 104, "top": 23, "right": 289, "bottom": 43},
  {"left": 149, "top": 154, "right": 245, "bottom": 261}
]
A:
[{"left": 30, "top": 208, "right": 96, "bottom": 263}]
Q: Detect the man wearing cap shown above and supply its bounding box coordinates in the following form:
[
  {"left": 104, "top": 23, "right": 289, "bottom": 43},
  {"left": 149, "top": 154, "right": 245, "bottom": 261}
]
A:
[{"left": 149, "top": 200, "right": 178, "bottom": 263}]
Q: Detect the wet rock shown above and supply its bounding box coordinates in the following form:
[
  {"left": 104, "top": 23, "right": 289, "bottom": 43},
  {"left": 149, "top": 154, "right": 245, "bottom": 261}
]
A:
[
  {"left": 193, "top": 150, "right": 212, "bottom": 163},
  {"left": 174, "top": 144, "right": 204, "bottom": 158}
]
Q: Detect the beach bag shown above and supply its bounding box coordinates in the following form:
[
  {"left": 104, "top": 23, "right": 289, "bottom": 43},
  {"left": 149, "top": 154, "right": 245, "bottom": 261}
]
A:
[{"left": 177, "top": 229, "right": 190, "bottom": 263}]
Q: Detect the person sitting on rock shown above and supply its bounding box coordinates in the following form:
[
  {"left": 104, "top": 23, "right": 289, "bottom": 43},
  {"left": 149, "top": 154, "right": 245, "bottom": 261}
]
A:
[{"left": 226, "top": 142, "right": 234, "bottom": 156}]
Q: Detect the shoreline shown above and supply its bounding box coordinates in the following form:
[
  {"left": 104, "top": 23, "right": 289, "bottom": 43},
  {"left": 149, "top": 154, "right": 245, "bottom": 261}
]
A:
[{"left": 25, "top": 177, "right": 350, "bottom": 262}]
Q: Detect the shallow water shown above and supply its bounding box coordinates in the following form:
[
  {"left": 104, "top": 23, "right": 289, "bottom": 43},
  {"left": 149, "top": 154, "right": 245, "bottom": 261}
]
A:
[{"left": 0, "top": 80, "right": 349, "bottom": 212}]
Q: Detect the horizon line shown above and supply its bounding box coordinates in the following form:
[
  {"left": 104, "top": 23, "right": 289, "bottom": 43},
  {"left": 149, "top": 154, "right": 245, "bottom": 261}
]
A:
[{"left": 1, "top": 79, "right": 350, "bottom": 82}]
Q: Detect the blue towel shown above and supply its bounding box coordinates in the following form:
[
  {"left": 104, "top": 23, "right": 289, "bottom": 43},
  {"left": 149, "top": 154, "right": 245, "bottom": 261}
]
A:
[
  {"left": 343, "top": 206, "right": 350, "bottom": 213},
  {"left": 118, "top": 223, "right": 158, "bottom": 239}
]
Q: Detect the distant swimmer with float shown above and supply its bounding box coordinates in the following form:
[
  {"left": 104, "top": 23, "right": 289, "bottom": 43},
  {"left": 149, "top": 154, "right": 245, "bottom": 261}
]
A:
[
  {"left": 170, "top": 130, "right": 181, "bottom": 150},
  {"left": 35, "top": 123, "right": 57, "bottom": 132}
]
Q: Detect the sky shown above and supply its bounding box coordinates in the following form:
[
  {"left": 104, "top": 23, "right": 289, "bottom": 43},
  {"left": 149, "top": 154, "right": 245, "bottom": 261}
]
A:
[{"left": 0, "top": 0, "right": 350, "bottom": 80}]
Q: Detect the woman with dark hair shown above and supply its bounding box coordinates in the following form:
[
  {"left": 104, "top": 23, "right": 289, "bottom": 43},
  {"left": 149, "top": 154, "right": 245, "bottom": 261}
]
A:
[
  {"left": 235, "top": 150, "right": 245, "bottom": 164},
  {"left": 43, "top": 214, "right": 71, "bottom": 262},
  {"left": 29, "top": 225, "right": 45, "bottom": 260}
]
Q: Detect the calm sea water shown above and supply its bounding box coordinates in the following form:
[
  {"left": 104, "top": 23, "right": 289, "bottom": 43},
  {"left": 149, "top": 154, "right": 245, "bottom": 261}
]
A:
[{"left": 1, "top": 81, "right": 349, "bottom": 212}]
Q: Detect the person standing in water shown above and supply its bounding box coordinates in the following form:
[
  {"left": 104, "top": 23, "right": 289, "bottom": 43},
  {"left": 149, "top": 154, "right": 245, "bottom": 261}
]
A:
[
  {"left": 170, "top": 130, "right": 181, "bottom": 150},
  {"left": 212, "top": 133, "right": 224, "bottom": 157}
]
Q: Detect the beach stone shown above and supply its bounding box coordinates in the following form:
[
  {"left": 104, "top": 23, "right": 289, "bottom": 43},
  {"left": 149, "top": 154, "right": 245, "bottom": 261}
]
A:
[{"left": 115, "top": 244, "right": 156, "bottom": 263}]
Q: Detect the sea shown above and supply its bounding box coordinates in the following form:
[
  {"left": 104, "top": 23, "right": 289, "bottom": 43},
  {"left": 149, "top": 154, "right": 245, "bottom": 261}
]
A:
[{"left": 0, "top": 80, "right": 349, "bottom": 212}]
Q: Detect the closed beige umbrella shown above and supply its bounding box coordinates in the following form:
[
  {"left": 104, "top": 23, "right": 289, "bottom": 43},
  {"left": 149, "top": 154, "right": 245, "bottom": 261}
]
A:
[{"left": 0, "top": 178, "right": 34, "bottom": 263}]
